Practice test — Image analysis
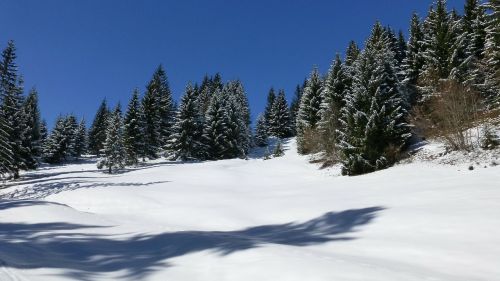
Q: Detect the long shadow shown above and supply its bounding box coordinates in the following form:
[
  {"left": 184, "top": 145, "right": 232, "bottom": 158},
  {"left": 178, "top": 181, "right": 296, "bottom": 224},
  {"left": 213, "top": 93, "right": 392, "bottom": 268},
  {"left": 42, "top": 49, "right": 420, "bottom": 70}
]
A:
[
  {"left": 0, "top": 180, "right": 171, "bottom": 200},
  {"left": 0, "top": 206, "right": 384, "bottom": 280}
]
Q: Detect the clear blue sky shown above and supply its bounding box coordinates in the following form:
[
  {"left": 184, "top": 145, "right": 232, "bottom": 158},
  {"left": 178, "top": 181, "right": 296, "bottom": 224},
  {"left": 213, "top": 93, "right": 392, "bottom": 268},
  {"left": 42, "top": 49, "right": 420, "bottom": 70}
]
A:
[{"left": 0, "top": 0, "right": 464, "bottom": 127}]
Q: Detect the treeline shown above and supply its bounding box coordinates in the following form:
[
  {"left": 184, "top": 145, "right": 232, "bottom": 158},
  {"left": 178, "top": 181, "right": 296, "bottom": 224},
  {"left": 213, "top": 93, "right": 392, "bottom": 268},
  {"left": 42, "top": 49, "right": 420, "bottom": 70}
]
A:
[
  {"left": 0, "top": 0, "right": 498, "bottom": 178},
  {"left": 280, "top": 0, "right": 499, "bottom": 175}
]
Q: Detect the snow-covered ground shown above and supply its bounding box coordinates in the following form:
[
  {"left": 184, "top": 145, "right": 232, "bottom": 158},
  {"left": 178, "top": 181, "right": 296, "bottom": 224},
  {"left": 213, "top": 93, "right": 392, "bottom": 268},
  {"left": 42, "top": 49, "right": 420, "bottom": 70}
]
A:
[{"left": 1, "top": 139, "right": 499, "bottom": 281}]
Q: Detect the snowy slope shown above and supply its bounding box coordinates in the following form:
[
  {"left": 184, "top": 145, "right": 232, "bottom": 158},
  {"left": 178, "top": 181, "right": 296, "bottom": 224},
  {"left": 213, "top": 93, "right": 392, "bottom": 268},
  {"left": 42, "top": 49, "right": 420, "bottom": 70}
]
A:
[{"left": 1, "top": 139, "right": 499, "bottom": 281}]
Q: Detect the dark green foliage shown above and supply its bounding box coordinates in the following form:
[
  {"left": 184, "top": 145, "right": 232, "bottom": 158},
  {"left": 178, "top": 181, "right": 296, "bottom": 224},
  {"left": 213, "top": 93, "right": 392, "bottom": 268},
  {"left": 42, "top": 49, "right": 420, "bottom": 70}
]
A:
[
  {"left": 269, "top": 90, "right": 292, "bottom": 138},
  {"left": 338, "top": 22, "right": 411, "bottom": 176},
  {"left": 123, "top": 89, "right": 144, "bottom": 165},
  {"left": 88, "top": 99, "right": 109, "bottom": 156},
  {"left": 23, "top": 88, "right": 42, "bottom": 158},
  {"left": 254, "top": 114, "right": 268, "bottom": 147},
  {"left": 97, "top": 106, "right": 125, "bottom": 173},
  {"left": 168, "top": 83, "right": 205, "bottom": 160}
]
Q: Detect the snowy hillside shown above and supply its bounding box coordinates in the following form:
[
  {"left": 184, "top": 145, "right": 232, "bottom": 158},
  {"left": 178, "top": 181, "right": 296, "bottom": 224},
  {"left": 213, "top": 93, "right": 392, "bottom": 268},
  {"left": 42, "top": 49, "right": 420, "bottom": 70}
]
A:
[{"left": 1, "top": 138, "right": 500, "bottom": 281}]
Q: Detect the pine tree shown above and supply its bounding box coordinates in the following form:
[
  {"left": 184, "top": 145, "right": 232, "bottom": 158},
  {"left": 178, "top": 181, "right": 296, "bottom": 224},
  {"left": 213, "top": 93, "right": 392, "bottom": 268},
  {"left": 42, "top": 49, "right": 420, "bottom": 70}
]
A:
[
  {"left": 296, "top": 67, "right": 323, "bottom": 154},
  {"left": 151, "top": 65, "right": 176, "bottom": 147},
  {"left": 0, "top": 113, "right": 12, "bottom": 178},
  {"left": 64, "top": 114, "right": 79, "bottom": 158},
  {"left": 263, "top": 87, "right": 276, "bottom": 133},
  {"left": 74, "top": 118, "right": 87, "bottom": 157},
  {"left": 225, "top": 80, "right": 251, "bottom": 153},
  {"left": 254, "top": 114, "right": 268, "bottom": 147},
  {"left": 338, "top": 22, "right": 411, "bottom": 175},
  {"left": 222, "top": 84, "right": 248, "bottom": 158},
  {"left": 39, "top": 119, "right": 48, "bottom": 147},
  {"left": 169, "top": 83, "right": 205, "bottom": 160},
  {"left": 289, "top": 80, "right": 306, "bottom": 135},
  {"left": 0, "top": 40, "right": 29, "bottom": 177},
  {"left": 88, "top": 99, "right": 109, "bottom": 156},
  {"left": 269, "top": 89, "right": 292, "bottom": 138},
  {"left": 202, "top": 89, "right": 230, "bottom": 160},
  {"left": 123, "top": 89, "right": 144, "bottom": 165},
  {"left": 421, "top": 0, "right": 455, "bottom": 94},
  {"left": 319, "top": 54, "right": 346, "bottom": 155},
  {"left": 483, "top": 0, "right": 500, "bottom": 107},
  {"left": 43, "top": 116, "right": 68, "bottom": 164},
  {"left": 97, "top": 106, "right": 125, "bottom": 173},
  {"left": 403, "top": 13, "right": 426, "bottom": 104},
  {"left": 23, "top": 88, "right": 42, "bottom": 158}
]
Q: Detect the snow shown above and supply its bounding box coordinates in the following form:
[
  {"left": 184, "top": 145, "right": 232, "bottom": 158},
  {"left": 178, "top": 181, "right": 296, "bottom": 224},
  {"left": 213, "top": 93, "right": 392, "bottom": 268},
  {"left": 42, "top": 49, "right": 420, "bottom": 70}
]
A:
[{"left": 1, "top": 139, "right": 499, "bottom": 281}]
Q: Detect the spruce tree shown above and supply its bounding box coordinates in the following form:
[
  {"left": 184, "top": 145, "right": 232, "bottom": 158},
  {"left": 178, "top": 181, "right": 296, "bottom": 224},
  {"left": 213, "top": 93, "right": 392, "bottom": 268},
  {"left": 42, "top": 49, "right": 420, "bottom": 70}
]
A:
[
  {"left": 202, "top": 89, "right": 230, "bottom": 160},
  {"left": 150, "top": 65, "right": 176, "bottom": 147},
  {"left": 483, "top": 0, "right": 500, "bottom": 107},
  {"left": 169, "top": 83, "right": 205, "bottom": 160},
  {"left": 289, "top": 80, "right": 306, "bottom": 135},
  {"left": 319, "top": 54, "right": 346, "bottom": 155},
  {"left": 88, "top": 99, "right": 109, "bottom": 156},
  {"left": 43, "top": 116, "right": 68, "bottom": 164},
  {"left": 123, "top": 89, "right": 144, "bottom": 165},
  {"left": 338, "top": 22, "right": 411, "bottom": 176},
  {"left": 39, "top": 119, "right": 48, "bottom": 147},
  {"left": 269, "top": 89, "right": 292, "bottom": 138},
  {"left": 23, "top": 88, "right": 42, "bottom": 158},
  {"left": 74, "top": 118, "right": 87, "bottom": 157},
  {"left": 0, "top": 40, "right": 29, "bottom": 177},
  {"left": 64, "top": 114, "right": 79, "bottom": 158},
  {"left": 263, "top": 87, "right": 276, "bottom": 132},
  {"left": 225, "top": 80, "right": 251, "bottom": 154},
  {"left": 254, "top": 114, "right": 268, "bottom": 147},
  {"left": 0, "top": 113, "right": 12, "bottom": 178},
  {"left": 403, "top": 13, "right": 426, "bottom": 104},
  {"left": 97, "top": 106, "right": 125, "bottom": 173},
  {"left": 296, "top": 67, "right": 323, "bottom": 154}
]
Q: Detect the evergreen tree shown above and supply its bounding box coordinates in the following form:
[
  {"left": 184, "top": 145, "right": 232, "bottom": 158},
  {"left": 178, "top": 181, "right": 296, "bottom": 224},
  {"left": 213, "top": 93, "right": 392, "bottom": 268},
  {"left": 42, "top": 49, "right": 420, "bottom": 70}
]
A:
[
  {"left": 39, "top": 119, "right": 48, "bottom": 147},
  {"left": 289, "top": 80, "right": 306, "bottom": 135},
  {"left": 263, "top": 87, "right": 276, "bottom": 133},
  {"left": 254, "top": 114, "right": 268, "bottom": 147},
  {"left": 0, "top": 40, "right": 29, "bottom": 177},
  {"left": 169, "top": 83, "right": 205, "bottom": 160},
  {"left": 123, "top": 89, "right": 144, "bottom": 165},
  {"left": 483, "top": 0, "right": 500, "bottom": 106},
  {"left": 64, "top": 114, "right": 79, "bottom": 158},
  {"left": 225, "top": 80, "right": 251, "bottom": 153},
  {"left": 403, "top": 13, "right": 426, "bottom": 104},
  {"left": 43, "top": 116, "right": 69, "bottom": 164},
  {"left": 338, "top": 22, "right": 411, "bottom": 176},
  {"left": 23, "top": 88, "right": 42, "bottom": 158},
  {"left": 202, "top": 89, "right": 230, "bottom": 160},
  {"left": 421, "top": 0, "right": 455, "bottom": 94},
  {"left": 88, "top": 99, "right": 109, "bottom": 156},
  {"left": 74, "top": 118, "right": 87, "bottom": 157},
  {"left": 269, "top": 89, "right": 292, "bottom": 138},
  {"left": 319, "top": 54, "right": 346, "bottom": 155},
  {"left": 296, "top": 67, "right": 323, "bottom": 154},
  {"left": 0, "top": 113, "right": 12, "bottom": 178},
  {"left": 151, "top": 65, "right": 176, "bottom": 146},
  {"left": 97, "top": 106, "right": 125, "bottom": 173}
]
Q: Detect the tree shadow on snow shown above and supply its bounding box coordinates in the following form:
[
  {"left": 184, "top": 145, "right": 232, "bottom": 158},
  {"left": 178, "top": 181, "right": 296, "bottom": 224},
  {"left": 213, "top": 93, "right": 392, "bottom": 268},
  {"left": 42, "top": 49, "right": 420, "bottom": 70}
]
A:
[{"left": 0, "top": 206, "right": 384, "bottom": 280}]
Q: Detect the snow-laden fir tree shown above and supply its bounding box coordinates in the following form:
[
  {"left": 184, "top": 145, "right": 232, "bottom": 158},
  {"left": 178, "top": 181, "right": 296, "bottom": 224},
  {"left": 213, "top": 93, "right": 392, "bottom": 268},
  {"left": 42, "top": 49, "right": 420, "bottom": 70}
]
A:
[
  {"left": 225, "top": 80, "right": 251, "bottom": 153},
  {"left": 202, "top": 89, "right": 230, "bottom": 160},
  {"left": 318, "top": 54, "right": 346, "bottom": 156},
  {"left": 151, "top": 65, "right": 176, "bottom": 147},
  {"left": 0, "top": 114, "right": 12, "bottom": 178},
  {"left": 168, "top": 83, "right": 205, "bottom": 160},
  {"left": 0, "top": 40, "right": 31, "bottom": 177},
  {"left": 64, "top": 114, "right": 79, "bottom": 158},
  {"left": 483, "top": 0, "right": 500, "bottom": 107},
  {"left": 221, "top": 84, "right": 249, "bottom": 158},
  {"left": 403, "top": 13, "right": 426, "bottom": 105},
  {"left": 22, "top": 88, "right": 42, "bottom": 158},
  {"left": 289, "top": 80, "right": 306, "bottom": 135},
  {"left": 296, "top": 67, "right": 323, "bottom": 154},
  {"left": 420, "top": 0, "right": 455, "bottom": 96},
  {"left": 123, "top": 89, "right": 144, "bottom": 165},
  {"left": 73, "top": 118, "right": 87, "bottom": 157},
  {"left": 197, "top": 73, "right": 224, "bottom": 116},
  {"left": 269, "top": 89, "right": 292, "bottom": 138},
  {"left": 263, "top": 87, "right": 276, "bottom": 133},
  {"left": 88, "top": 99, "right": 109, "bottom": 156},
  {"left": 39, "top": 119, "right": 48, "bottom": 147},
  {"left": 97, "top": 106, "right": 125, "bottom": 173},
  {"left": 338, "top": 22, "right": 411, "bottom": 176},
  {"left": 43, "top": 116, "right": 69, "bottom": 164},
  {"left": 253, "top": 114, "right": 268, "bottom": 147}
]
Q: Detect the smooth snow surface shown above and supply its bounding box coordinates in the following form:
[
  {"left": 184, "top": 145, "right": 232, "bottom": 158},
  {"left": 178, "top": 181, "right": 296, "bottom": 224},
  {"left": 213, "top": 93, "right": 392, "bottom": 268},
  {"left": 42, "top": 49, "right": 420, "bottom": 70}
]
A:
[{"left": 1, "top": 139, "right": 499, "bottom": 281}]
